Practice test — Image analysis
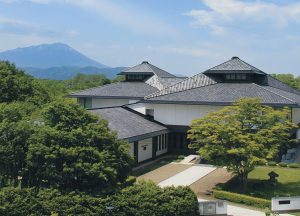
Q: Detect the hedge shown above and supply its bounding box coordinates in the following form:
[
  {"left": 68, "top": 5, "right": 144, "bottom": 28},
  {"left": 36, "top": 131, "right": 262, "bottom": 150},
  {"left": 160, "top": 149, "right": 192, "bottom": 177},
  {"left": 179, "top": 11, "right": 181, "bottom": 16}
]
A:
[
  {"left": 267, "top": 161, "right": 277, "bottom": 166},
  {"left": 213, "top": 190, "right": 271, "bottom": 208},
  {"left": 288, "top": 163, "right": 300, "bottom": 168},
  {"left": 278, "top": 162, "right": 287, "bottom": 167}
]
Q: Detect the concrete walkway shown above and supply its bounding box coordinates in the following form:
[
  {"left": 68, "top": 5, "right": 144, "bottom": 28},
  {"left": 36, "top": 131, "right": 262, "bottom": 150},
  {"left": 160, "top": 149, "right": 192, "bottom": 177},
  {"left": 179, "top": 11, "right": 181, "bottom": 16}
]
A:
[{"left": 158, "top": 165, "right": 216, "bottom": 187}]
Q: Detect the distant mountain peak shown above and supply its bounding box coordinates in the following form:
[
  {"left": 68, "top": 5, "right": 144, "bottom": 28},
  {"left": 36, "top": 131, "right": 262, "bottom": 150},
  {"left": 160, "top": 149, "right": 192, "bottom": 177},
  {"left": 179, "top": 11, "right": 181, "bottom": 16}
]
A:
[{"left": 0, "top": 43, "right": 107, "bottom": 68}]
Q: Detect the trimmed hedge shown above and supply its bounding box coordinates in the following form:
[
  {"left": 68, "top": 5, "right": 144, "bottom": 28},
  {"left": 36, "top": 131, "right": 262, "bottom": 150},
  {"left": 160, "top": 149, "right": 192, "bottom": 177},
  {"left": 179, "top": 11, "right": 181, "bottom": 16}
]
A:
[
  {"left": 288, "top": 163, "right": 300, "bottom": 168},
  {"left": 267, "top": 161, "right": 277, "bottom": 166},
  {"left": 213, "top": 190, "right": 271, "bottom": 208},
  {"left": 278, "top": 162, "right": 287, "bottom": 167}
]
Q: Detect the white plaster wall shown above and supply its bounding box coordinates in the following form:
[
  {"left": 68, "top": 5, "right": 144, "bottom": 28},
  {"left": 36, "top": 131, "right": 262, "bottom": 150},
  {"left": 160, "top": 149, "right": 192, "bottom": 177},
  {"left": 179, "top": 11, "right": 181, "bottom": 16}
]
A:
[
  {"left": 292, "top": 108, "right": 300, "bottom": 124},
  {"left": 152, "top": 104, "right": 222, "bottom": 126},
  {"left": 129, "top": 102, "right": 147, "bottom": 114},
  {"left": 91, "top": 98, "right": 129, "bottom": 108},
  {"left": 272, "top": 197, "right": 300, "bottom": 211},
  {"left": 138, "top": 138, "right": 153, "bottom": 162}
]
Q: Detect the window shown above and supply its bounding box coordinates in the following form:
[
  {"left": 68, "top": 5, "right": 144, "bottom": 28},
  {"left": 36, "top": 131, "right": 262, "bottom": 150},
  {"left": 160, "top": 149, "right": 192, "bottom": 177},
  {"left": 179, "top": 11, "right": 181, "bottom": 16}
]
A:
[
  {"left": 78, "top": 98, "right": 92, "bottom": 109},
  {"left": 279, "top": 200, "right": 290, "bottom": 205},
  {"left": 224, "top": 73, "right": 248, "bottom": 81}
]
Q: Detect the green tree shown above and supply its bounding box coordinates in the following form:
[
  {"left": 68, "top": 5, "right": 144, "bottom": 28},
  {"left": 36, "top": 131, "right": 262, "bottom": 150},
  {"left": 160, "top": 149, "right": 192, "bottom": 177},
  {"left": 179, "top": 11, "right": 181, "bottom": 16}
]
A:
[
  {"left": 272, "top": 73, "right": 300, "bottom": 91},
  {"left": 23, "top": 100, "right": 133, "bottom": 193},
  {"left": 0, "top": 61, "right": 49, "bottom": 104},
  {"left": 65, "top": 73, "right": 111, "bottom": 91},
  {"left": 0, "top": 183, "right": 199, "bottom": 216},
  {"left": 188, "top": 98, "right": 296, "bottom": 190},
  {"left": 0, "top": 102, "right": 36, "bottom": 187}
]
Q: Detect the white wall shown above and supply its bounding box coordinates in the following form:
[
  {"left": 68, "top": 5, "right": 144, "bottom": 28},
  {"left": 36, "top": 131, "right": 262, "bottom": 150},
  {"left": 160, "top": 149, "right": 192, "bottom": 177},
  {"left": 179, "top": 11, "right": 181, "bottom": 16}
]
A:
[
  {"left": 138, "top": 138, "right": 153, "bottom": 162},
  {"left": 152, "top": 104, "right": 222, "bottom": 126},
  {"left": 198, "top": 201, "right": 227, "bottom": 215},
  {"left": 129, "top": 102, "right": 147, "bottom": 114},
  {"left": 292, "top": 108, "right": 300, "bottom": 124},
  {"left": 91, "top": 98, "right": 129, "bottom": 108},
  {"left": 272, "top": 197, "right": 300, "bottom": 211}
]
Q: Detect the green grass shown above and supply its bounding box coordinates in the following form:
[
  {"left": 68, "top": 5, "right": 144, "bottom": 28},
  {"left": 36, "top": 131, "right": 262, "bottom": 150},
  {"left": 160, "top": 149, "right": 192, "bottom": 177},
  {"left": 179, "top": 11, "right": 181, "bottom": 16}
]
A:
[
  {"left": 291, "top": 212, "right": 300, "bottom": 216},
  {"left": 220, "top": 166, "right": 300, "bottom": 199},
  {"left": 131, "top": 156, "right": 179, "bottom": 177}
]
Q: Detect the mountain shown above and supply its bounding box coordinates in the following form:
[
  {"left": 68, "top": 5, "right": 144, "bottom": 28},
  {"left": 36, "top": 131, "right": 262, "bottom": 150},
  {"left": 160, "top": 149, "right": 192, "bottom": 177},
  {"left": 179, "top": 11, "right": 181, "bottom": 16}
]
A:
[
  {"left": 23, "top": 66, "right": 126, "bottom": 80},
  {"left": 0, "top": 43, "right": 107, "bottom": 68},
  {"left": 0, "top": 43, "right": 125, "bottom": 80}
]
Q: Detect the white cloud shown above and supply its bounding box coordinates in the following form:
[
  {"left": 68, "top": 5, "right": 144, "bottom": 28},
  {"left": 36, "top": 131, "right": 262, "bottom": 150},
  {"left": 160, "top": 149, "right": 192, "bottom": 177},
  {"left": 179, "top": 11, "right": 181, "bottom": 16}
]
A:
[
  {"left": 25, "top": 0, "right": 178, "bottom": 37},
  {"left": 186, "top": 0, "right": 300, "bottom": 35}
]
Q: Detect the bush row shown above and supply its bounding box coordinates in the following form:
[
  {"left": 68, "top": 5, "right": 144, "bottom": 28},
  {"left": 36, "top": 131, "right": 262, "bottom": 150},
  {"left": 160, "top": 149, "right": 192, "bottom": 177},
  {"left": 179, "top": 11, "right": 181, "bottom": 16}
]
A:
[
  {"left": 267, "top": 161, "right": 300, "bottom": 168},
  {"left": 213, "top": 190, "right": 271, "bottom": 209},
  {"left": 0, "top": 182, "right": 199, "bottom": 216}
]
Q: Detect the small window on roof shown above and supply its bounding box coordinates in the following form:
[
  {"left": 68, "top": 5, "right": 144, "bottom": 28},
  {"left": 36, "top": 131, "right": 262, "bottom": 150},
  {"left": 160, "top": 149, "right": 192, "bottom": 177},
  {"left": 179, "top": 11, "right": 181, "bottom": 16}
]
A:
[
  {"left": 230, "top": 74, "right": 235, "bottom": 79},
  {"left": 241, "top": 74, "right": 246, "bottom": 80}
]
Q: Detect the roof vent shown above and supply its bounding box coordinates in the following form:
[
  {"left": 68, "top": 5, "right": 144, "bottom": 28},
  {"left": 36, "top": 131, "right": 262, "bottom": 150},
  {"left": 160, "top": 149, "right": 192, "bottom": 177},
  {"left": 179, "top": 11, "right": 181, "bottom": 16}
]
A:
[
  {"left": 142, "top": 61, "right": 149, "bottom": 64},
  {"left": 231, "top": 56, "right": 239, "bottom": 60}
]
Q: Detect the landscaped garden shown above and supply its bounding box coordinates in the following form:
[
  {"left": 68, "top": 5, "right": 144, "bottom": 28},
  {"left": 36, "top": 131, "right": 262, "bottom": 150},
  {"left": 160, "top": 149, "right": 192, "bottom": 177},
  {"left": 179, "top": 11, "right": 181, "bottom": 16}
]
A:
[{"left": 218, "top": 166, "right": 300, "bottom": 200}]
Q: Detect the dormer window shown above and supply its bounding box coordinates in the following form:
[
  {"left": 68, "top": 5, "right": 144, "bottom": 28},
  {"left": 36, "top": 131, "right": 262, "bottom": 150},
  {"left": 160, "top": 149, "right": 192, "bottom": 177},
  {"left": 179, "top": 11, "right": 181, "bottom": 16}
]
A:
[{"left": 225, "top": 73, "right": 247, "bottom": 80}]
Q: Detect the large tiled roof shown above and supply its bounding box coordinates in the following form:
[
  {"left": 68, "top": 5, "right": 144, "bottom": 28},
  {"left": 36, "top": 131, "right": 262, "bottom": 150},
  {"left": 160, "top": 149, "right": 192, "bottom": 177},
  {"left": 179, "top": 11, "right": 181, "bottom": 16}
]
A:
[
  {"left": 90, "top": 107, "right": 169, "bottom": 142},
  {"left": 119, "top": 61, "right": 176, "bottom": 78},
  {"left": 69, "top": 82, "right": 158, "bottom": 99},
  {"left": 144, "top": 57, "right": 300, "bottom": 106},
  {"left": 203, "top": 56, "right": 265, "bottom": 74},
  {"left": 145, "top": 83, "right": 298, "bottom": 106},
  {"left": 145, "top": 73, "right": 216, "bottom": 99}
]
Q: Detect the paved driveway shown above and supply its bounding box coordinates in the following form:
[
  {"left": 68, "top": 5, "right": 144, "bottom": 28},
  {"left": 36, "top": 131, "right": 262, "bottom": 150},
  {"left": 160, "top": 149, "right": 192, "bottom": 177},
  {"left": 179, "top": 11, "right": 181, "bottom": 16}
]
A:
[{"left": 158, "top": 165, "right": 216, "bottom": 187}]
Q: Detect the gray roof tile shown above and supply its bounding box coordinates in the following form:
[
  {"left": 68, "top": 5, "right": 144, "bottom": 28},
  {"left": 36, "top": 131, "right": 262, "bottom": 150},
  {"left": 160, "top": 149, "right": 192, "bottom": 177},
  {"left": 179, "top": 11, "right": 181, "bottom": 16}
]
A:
[
  {"left": 90, "top": 107, "right": 168, "bottom": 141},
  {"left": 119, "top": 61, "right": 176, "bottom": 78},
  {"left": 204, "top": 57, "right": 265, "bottom": 74},
  {"left": 69, "top": 82, "right": 158, "bottom": 99},
  {"left": 145, "top": 83, "right": 297, "bottom": 106}
]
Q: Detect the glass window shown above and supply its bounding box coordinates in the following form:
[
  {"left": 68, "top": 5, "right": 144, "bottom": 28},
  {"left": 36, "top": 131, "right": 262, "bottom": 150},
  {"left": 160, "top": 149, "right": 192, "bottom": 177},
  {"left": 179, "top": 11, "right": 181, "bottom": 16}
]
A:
[
  {"left": 230, "top": 74, "right": 236, "bottom": 79},
  {"left": 225, "top": 74, "right": 231, "bottom": 80},
  {"left": 236, "top": 74, "right": 241, "bottom": 80},
  {"left": 241, "top": 74, "right": 246, "bottom": 80}
]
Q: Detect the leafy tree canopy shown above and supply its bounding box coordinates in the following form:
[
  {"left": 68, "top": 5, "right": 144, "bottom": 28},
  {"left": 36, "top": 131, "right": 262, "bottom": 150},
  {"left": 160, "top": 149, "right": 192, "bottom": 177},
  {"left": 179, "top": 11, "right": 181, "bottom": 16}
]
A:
[
  {"left": 22, "top": 100, "right": 133, "bottom": 193},
  {"left": 65, "top": 73, "right": 111, "bottom": 91},
  {"left": 188, "top": 98, "right": 297, "bottom": 189},
  {"left": 0, "top": 61, "right": 49, "bottom": 104},
  {"left": 0, "top": 182, "right": 199, "bottom": 216}
]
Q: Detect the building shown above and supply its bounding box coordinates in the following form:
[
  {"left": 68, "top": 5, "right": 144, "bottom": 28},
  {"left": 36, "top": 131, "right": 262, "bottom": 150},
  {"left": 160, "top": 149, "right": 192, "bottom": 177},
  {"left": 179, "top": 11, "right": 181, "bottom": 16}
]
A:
[{"left": 69, "top": 57, "right": 300, "bottom": 163}]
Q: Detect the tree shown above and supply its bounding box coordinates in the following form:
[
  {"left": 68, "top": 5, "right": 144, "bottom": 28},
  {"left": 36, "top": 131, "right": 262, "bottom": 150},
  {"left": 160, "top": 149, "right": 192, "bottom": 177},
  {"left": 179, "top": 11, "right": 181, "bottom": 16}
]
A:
[
  {"left": 65, "top": 73, "right": 111, "bottom": 91},
  {"left": 0, "top": 61, "right": 49, "bottom": 104},
  {"left": 188, "top": 98, "right": 297, "bottom": 190},
  {"left": 0, "top": 183, "right": 199, "bottom": 216},
  {"left": 0, "top": 102, "right": 36, "bottom": 187},
  {"left": 23, "top": 100, "right": 133, "bottom": 193}
]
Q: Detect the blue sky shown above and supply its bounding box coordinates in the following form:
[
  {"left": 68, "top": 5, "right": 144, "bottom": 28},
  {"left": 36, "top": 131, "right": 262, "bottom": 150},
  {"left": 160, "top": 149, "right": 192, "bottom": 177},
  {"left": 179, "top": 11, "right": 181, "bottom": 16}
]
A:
[{"left": 1, "top": 0, "right": 300, "bottom": 76}]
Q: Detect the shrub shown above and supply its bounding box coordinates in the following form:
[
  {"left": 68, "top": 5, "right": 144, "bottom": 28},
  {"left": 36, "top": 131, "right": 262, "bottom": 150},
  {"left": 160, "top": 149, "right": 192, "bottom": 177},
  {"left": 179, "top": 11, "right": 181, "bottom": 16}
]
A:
[
  {"left": 288, "top": 163, "right": 300, "bottom": 168},
  {"left": 267, "top": 161, "right": 277, "bottom": 166},
  {"left": 278, "top": 162, "right": 287, "bottom": 167},
  {"left": 213, "top": 190, "right": 271, "bottom": 208},
  {"left": 177, "top": 155, "right": 185, "bottom": 160}
]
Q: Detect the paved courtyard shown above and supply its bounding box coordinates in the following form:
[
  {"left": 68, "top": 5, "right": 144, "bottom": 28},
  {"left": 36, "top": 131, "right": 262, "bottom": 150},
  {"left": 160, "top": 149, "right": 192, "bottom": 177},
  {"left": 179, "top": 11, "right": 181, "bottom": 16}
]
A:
[{"left": 158, "top": 165, "right": 216, "bottom": 187}]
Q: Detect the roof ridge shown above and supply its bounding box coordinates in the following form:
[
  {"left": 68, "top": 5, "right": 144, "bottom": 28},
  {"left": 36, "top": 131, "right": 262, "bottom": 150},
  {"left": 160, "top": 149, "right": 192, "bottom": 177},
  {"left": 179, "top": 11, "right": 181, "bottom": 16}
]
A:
[
  {"left": 253, "top": 83, "right": 297, "bottom": 104},
  {"left": 69, "top": 82, "right": 121, "bottom": 95},
  {"left": 148, "top": 63, "right": 176, "bottom": 77},
  {"left": 145, "top": 74, "right": 217, "bottom": 99},
  {"left": 238, "top": 58, "right": 265, "bottom": 73}
]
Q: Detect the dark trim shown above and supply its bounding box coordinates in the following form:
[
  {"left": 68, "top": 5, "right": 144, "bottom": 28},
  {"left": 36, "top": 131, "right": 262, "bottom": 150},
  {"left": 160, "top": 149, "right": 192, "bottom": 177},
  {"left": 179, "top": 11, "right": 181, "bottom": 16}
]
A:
[
  {"left": 142, "top": 100, "right": 300, "bottom": 107},
  {"left": 69, "top": 95, "right": 144, "bottom": 99},
  {"left": 126, "top": 129, "right": 170, "bottom": 143},
  {"left": 203, "top": 69, "right": 265, "bottom": 75},
  {"left": 118, "top": 72, "right": 154, "bottom": 76},
  {"left": 134, "top": 141, "right": 138, "bottom": 164},
  {"left": 152, "top": 136, "right": 157, "bottom": 160}
]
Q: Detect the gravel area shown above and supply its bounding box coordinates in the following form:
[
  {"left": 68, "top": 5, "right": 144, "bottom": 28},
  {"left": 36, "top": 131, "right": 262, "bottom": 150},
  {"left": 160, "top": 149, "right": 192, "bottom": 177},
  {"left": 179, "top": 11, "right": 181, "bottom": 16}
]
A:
[
  {"left": 137, "top": 163, "right": 191, "bottom": 184},
  {"left": 190, "top": 167, "right": 233, "bottom": 197}
]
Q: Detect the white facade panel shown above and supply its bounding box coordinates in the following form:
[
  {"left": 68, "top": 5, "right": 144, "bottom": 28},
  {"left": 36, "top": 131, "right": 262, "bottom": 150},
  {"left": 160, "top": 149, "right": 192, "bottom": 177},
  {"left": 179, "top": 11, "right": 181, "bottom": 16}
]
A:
[
  {"left": 272, "top": 196, "right": 300, "bottom": 211},
  {"left": 91, "top": 98, "right": 129, "bottom": 108},
  {"left": 138, "top": 138, "right": 153, "bottom": 163},
  {"left": 153, "top": 104, "right": 222, "bottom": 126},
  {"left": 129, "top": 102, "right": 147, "bottom": 114},
  {"left": 292, "top": 108, "right": 300, "bottom": 124}
]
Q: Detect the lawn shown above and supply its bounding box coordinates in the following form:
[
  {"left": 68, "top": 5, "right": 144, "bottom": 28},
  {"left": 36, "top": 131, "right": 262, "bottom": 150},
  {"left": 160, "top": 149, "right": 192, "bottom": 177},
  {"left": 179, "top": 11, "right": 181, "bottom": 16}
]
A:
[{"left": 220, "top": 166, "right": 300, "bottom": 199}]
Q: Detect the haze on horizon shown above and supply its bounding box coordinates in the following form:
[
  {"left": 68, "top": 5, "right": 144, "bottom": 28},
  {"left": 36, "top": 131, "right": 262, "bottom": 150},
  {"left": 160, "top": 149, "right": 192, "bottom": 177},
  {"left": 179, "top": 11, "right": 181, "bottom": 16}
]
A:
[{"left": 1, "top": 0, "right": 300, "bottom": 76}]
